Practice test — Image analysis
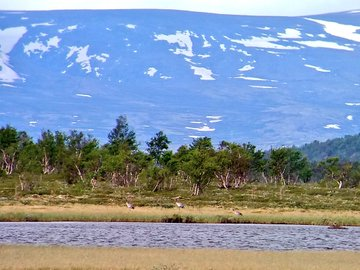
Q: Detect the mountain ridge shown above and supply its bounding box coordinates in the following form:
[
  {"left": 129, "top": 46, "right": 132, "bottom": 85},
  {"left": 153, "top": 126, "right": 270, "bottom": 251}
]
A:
[
  {"left": 1, "top": 9, "right": 360, "bottom": 149},
  {"left": 299, "top": 133, "right": 360, "bottom": 162}
]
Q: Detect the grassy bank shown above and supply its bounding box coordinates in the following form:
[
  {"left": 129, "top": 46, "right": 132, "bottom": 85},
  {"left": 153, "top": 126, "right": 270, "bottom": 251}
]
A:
[
  {"left": 1, "top": 176, "right": 359, "bottom": 225},
  {"left": 0, "top": 204, "right": 359, "bottom": 226},
  {"left": 0, "top": 245, "right": 359, "bottom": 270}
]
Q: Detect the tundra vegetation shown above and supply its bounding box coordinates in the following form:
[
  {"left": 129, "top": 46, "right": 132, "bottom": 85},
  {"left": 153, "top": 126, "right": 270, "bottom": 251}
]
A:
[{"left": 0, "top": 115, "right": 360, "bottom": 224}]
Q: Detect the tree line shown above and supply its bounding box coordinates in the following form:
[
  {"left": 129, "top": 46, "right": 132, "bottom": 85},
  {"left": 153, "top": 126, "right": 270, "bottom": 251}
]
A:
[
  {"left": 300, "top": 133, "right": 360, "bottom": 162},
  {"left": 1, "top": 115, "right": 359, "bottom": 195}
]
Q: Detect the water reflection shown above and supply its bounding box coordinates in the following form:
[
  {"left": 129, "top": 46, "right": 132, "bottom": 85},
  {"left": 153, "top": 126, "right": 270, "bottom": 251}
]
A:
[{"left": 0, "top": 222, "right": 359, "bottom": 250}]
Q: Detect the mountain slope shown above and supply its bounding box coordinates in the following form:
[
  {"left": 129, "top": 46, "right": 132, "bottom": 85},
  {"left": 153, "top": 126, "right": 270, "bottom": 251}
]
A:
[
  {"left": 299, "top": 133, "right": 360, "bottom": 162},
  {"left": 1, "top": 9, "right": 360, "bottom": 149}
]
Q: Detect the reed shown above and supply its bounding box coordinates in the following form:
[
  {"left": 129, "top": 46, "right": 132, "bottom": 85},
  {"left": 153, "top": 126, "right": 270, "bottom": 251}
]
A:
[
  {"left": 0, "top": 204, "right": 359, "bottom": 226},
  {"left": 0, "top": 245, "right": 359, "bottom": 270}
]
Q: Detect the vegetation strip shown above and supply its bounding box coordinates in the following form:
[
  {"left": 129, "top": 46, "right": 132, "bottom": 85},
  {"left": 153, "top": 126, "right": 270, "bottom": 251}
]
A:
[
  {"left": 1, "top": 116, "right": 360, "bottom": 201},
  {"left": 0, "top": 205, "right": 359, "bottom": 226},
  {"left": 1, "top": 118, "right": 359, "bottom": 228},
  {"left": 0, "top": 245, "right": 359, "bottom": 270}
]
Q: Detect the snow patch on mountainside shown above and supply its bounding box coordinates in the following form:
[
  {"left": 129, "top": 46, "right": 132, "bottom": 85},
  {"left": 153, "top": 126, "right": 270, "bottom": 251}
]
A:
[
  {"left": 250, "top": 85, "right": 277, "bottom": 89},
  {"left": 198, "top": 54, "right": 210, "bottom": 58},
  {"left": 190, "top": 66, "right": 215, "bottom": 80},
  {"left": 239, "top": 65, "right": 254, "bottom": 72},
  {"left": 59, "top": 25, "right": 78, "bottom": 33},
  {"left": 1, "top": 83, "right": 16, "bottom": 88},
  {"left": 67, "top": 46, "right": 92, "bottom": 73},
  {"left": 207, "top": 115, "right": 222, "bottom": 123},
  {"left": 229, "top": 46, "right": 251, "bottom": 56},
  {"left": 186, "top": 116, "right": 222, "bottom": 134},
  {"left": 154, "top": 31, "right": 194, "bottom": 57},
  {"left": 225, "top": 36, "right": 299, "bottom": 50},
  {"left": 304, "top": 64, "right": 331, "bottom": 72},
  {"left": 76, "top": 93, "right": 92, "bottom": 98},
  {"left": 202, "top": 35, "right": 211, "bottom": 47},
  {"left": 295, "top": 40, "right": 353, "bottom": 51},
  {"left": 324, "top": 124, "right": 341, "bottom": 129},
  {"left": 24, "top": 36, "right": 61, "bottom": 57},
  {"left": 0, "top": 26, "right": 27, "bottom": 82},
  {"left": 29, "top": 121, "right": 37, "bottom": 127},
  {"left": 186, "top": 125, "right": 215, "bottom": 132},
  {"left": 145, "top": 67, "right": 157, "bottom": 77},
  {"left": 258, "top": 26, "right": 271, "bottom": 31},
  {"left": 235, "top": 76, "right": 267, "bottom": 81},
  {"left": 206, "top": 115, "right": 222, "bottom": 119},
  {"left": 278, "top": 28, "right": 301, "bottom": 39},
  {"left": 31, "top": 22, "right": 54, "bottom": 27},
  {"left": 66, "top": 45, "right": 109, "bottom": 75},
  {"left": 126, "top": 24, "right": 136, "bottom": 29},
  {"left": 306, "top": 18, "right": 360, "bottom": 43}
]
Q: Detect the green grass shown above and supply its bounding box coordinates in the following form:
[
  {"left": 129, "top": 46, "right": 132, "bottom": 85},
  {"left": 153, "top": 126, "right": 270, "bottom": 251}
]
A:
[{"left": 1, "top": 174, "right": 359, "bottom": 215}]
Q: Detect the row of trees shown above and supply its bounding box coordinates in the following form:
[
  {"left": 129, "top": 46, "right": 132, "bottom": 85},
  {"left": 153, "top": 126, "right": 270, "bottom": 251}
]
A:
[
  {"left": 1, "top": 115, "right": 360, "bottom": 195},
  {"left": 300, "top": 133, "right": 360, "bottom": 162}
]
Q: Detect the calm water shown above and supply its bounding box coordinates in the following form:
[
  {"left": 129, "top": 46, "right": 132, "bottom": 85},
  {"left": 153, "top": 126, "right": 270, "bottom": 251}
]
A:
[{"left": 0, "top": 222, "right": 359, "bottom": 250}]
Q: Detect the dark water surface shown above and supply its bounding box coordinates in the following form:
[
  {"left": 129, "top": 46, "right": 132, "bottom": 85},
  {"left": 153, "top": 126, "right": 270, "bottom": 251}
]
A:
[{"left": 0, "top": 222, "right": 359, "bottom": 250}]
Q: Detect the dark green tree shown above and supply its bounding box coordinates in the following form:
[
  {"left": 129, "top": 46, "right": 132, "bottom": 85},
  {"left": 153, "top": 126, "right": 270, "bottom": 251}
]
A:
[
  {"left": 318, "top": 157, "right": 340, "bottom": 182},
  {"left": 17, "top": 139, "right": 41, "bottom": 174},
  {"left": 102, "top": 147, "right": 148, "bottom": 187},
  {"left": 269, "top": 147, "right": 311, "bottom": 184},
  {"left": 143, "top": 132, "right": 174, "bottom": 192},
  {"left": 146, "top": 131, "right": 171, "bottom": 166},
  {"left": 215, "top": 141, "right": 253, "bottom": 189},
  {"left": 181, "top": 137, "right": 216, "bottom": 195},
  {"left": 103, "top": 116, "right": 147, "bottom": 187},
  {"left": 348, "top": 163, "right": 360, "bottom": 187},
  {"left": 36, "top": 130, "right": 67, "bottom": 174},
  {"left": 64, "top": 130, "right": 100, "bottom": 183},
  {"left": 0, "top": 126, "right": 30, "bottom": 175},
  {"left": 107, "top": 115, "right": 138, "bottom": 153},
  {"left": 37, "top": 130, "right": 58, "bottom": 174},
  {"left": 318, "top": 157, "right": 353, "bottom": 188}
]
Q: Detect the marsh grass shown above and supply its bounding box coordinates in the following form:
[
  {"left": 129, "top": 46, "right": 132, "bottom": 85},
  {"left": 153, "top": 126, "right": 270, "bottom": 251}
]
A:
[
  {"left": 0, "top": 245, "right": 359, "bottom": 270},
  {"left": 0, "top": 204, "right": 359, "bottom": 225}
]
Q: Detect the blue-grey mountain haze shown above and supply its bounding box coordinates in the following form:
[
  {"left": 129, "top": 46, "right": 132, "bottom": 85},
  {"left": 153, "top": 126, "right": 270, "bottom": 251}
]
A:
[{"left": 0, "top": 9, "right": 359, "bottom": 150}]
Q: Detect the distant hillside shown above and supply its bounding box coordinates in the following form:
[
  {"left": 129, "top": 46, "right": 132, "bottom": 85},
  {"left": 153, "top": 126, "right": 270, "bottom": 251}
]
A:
[
  {"left": 1, "top": 10, "right": 360, "bottom": 149},
  {"left": 299, "top": 133, "right": 360, "bottom": 162}
]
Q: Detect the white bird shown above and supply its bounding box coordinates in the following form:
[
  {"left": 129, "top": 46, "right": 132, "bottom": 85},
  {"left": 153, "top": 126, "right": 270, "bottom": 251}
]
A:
[
  {"left": 126, "top": 201, "right": 134, "bottom": 210},
  {"left": 175, "top": 197, "right": 185, "bottom": 209},
  {"left": 231, "top": 208, "right": 242, "bottom": 216},
  {"left": 90, "top": 177, "right": 97, "bottom": 190}
]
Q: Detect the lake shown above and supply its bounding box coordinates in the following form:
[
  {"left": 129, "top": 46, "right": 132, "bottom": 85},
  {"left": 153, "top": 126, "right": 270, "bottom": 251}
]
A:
[{"left": 0, "top": 222, "right": 359, "bottom": 250}]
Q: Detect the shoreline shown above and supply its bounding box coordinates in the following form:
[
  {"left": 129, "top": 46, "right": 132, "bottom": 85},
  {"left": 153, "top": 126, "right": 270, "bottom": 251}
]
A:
[{"left": 1, "top": 203, "right": 359, "bottom": 226}]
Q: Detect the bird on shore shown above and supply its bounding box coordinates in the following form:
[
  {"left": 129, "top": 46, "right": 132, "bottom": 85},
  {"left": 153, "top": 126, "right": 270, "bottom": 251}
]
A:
[
  {"left": 231, "top": 208, "right": 242, "bottom": 216},
  {"left": 174, "top": 196, "right": 185, "bottom": 209},
  {"left": 90, "top": 177, "right": 97, "bottom": 190},
  {"left": 126, "top": 201, "right": 135, "bottom": 210},
  {"left": 328, "top": 223, "right": 347, "bottom": 230},
  {"left": 125, "top": 195, "right": 135, "bottom": 210}
]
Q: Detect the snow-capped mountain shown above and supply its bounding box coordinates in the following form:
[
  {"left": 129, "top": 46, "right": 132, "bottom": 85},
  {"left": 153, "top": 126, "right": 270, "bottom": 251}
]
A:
[{"left": 1, "top": 9, "right": 360, "bottom": 149}]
